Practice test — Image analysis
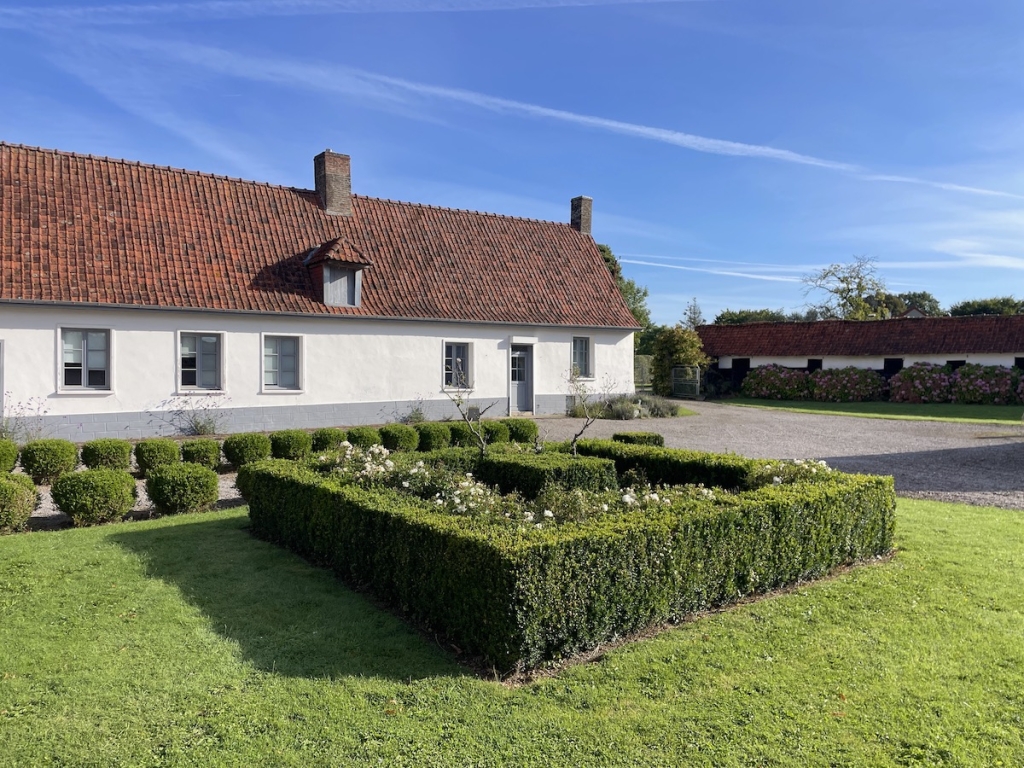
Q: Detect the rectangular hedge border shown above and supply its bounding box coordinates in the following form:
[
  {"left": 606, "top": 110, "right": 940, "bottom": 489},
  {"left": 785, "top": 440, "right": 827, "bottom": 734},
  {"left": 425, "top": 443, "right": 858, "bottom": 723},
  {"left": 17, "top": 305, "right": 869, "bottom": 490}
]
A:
[
  {"left": 477, "top": 453, "right": 618, "bottom": 499},
  {"left": 575, "top": 439, "right": 761, "bottom": 489},
  {"left": 239, "top": 456, "right": 896, "bottom": 672}
]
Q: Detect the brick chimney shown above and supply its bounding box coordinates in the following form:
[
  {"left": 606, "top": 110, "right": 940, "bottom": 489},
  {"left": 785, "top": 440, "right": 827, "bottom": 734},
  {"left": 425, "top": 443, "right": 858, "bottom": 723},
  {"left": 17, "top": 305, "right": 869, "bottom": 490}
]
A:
[
  {"left": 570, "top": 195, "right": 592, "bottom": 235},
  {"left": 314, "top": 150, "right": 352, "bottom": 216}
]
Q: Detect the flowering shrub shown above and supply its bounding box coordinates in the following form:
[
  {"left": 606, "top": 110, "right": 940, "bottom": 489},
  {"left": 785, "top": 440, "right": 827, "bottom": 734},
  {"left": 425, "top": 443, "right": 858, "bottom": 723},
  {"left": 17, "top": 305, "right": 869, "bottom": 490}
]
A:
[
  {"left": 748, "top": 458, "right": 833, "bottom": 488},
  {"left": 740, "top": 365, "right": 811, "bottom": 400},
  {"left": 809, "top": 367, "right": 885, "bottom": 402},
  {"left": 888, "top": 363, "right": 953, "bottom": 404},
  {"left": 949, "top": 364, "right": 1021, "bottom": 405}
]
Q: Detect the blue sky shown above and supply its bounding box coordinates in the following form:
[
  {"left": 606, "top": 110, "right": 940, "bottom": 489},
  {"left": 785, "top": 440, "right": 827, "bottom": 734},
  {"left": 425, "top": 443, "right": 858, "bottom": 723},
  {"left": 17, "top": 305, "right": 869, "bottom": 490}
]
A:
[{"left": 2, "top": 0, "right": 1023, "bottom": 324}]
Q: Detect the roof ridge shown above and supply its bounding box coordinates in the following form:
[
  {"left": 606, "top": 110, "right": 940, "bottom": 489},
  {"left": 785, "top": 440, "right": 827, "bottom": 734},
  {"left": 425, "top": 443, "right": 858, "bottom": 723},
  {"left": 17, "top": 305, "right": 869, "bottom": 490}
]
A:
[{"left": 1, "top": 141, "right": 574, "bottom": 227}]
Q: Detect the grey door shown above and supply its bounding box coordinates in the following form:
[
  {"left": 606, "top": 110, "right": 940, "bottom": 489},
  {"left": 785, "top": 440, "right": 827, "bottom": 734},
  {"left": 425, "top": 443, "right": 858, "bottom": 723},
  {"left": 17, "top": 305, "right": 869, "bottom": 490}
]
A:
[{"left": 510, "top": 345, "right": 532, "bottom": 413}]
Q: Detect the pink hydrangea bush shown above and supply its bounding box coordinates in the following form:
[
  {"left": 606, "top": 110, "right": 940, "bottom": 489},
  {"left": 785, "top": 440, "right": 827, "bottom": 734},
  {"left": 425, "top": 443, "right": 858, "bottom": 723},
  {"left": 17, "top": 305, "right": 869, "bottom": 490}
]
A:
[
  {"left": 809, "top": 367, "right": 886, "bottom": 402},
  {"left": 888, "top": 363, "right": 952, "bottom": 404},
  {"left": 949, "top": 364, "right": 1021, "bottom": 405},
  {"left": 740, "top": 364, "right": 811, "bottom": 400}
]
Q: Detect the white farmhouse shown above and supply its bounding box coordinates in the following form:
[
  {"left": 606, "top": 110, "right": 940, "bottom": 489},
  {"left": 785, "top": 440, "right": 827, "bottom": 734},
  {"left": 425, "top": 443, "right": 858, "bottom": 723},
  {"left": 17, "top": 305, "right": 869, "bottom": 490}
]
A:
[{"left": 0, "top": 144, "right": 638, "bottom": 440}]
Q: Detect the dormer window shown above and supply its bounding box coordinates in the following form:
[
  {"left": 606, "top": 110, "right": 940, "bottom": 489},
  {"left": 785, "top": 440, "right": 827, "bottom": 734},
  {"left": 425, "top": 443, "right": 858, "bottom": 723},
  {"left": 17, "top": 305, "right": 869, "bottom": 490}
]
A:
[{"left": 304, "top": 236, "right": 371, "bottom": 308}]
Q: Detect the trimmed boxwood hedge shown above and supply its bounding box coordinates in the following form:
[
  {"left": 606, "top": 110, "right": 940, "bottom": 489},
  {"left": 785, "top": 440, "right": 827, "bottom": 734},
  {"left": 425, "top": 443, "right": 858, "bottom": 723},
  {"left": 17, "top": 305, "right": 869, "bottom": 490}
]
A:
[
  {"left": 181, "top": 439, "right": 222, "bottom": 470},
  {"left": 146, "top": 463, "right": 219, "bottom": 515},
  {"left": 0, "top": 439, "right": 18, "bottom": 472},
  {"left": 346, "top": 426, "right": 382, "bottom": 449},
  {"left": 380, "top": 423, "right": 420, "bottom": 452},
  {"left": 612, "top": 432, "right": 665, "bottom": 447},
  {"left": 270, "top": 430, "right": 313, "bottom": 460},
  {"left": 575, "top": 439, "right": 757, "bottom": 489},
  {"left": 502, "top": 418, "right": 539, "bottom": 444},
  {"left": 20, "top": 439, "right": 78, "bottom": 484},
  {"left": 414, "top": 422, "right": 451, "bottom": 452},
  {"left": 223, "top": 432, "right": 272, "bottom": 467},
  {"left": 0, "top": 474, "right": 37, "bottom": 533},
  {"left": 239, "top": 459, "right": 895, "bottom": 671},
  {"left": 51, "top": 469, "right": 136, "bottom": 526},
  {"left": 81, "top": 438, "right": 133, "bottom": 470},
  {"left": 134, "top": 439, "right": 180, "bottom": 478},
  {"left": 448, "top": 421, "right": 477, "bottom": 448},
  {"left": 481, "top": 421, "right": 510, "bottom": 445},
  {"left": 477, "top": 453, "right": 618, "bottom": 499},
  {"left": 312, "top": 427, "right": 348, "bottom": 452}
]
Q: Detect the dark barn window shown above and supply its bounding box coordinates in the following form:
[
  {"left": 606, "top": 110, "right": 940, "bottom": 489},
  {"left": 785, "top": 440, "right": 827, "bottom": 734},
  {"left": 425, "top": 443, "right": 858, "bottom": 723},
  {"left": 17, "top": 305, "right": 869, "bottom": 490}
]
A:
[{"left": 883, "top": 358, "right": 904, "bottom": 378}]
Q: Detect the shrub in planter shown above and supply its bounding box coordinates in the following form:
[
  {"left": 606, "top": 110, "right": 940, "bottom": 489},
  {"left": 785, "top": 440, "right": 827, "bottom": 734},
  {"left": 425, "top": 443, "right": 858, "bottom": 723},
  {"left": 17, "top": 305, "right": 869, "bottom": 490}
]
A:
[
  {"left": 448, "top": 421, "right": 477, "bottom": 448},
  {"left": 146, "top": 463, "right": 219, "bottom": 515},
  {"left": 613, "top": 432, "right": 665, "bottom": 447},
  {"left": 888, "top": 363, "right": 952, "bottom": 404},
  {"left": 19, "top": 439, "right": 78, "bottom": 484},
  {"left": 270, "top": 429, "right": 313, "bottom": 460},
  {"left": 950, "top": 364, "right": 1020, "bottom": 405},
  {"left": 134, "top": 439, "right": 180, "bottom": 478},
  {"left": 312, "top": 427, "right": 348, "bottom": 452},
  {"left": 0, "top": 439, "right": 18, "bottom": 472},
  {"left": 414, "top": 422, "right": 452, "bottom": 451},
  {"left": 346, "top": 426, "right": 382, "bottom": 449},
  {"left": 502, "top": 418, "right": 538, "bottom": 444},
  {"left": 181, "top": 438, "right": 222, "bottom": 470},
  {"left": 0, "top": 474, "right": 37, "bottom": 533},
  {"left": 81, "top": 438, "right": 133, "bottom": 470},
  {"left": 740, "top": 364, "right": 811, "bottom": 400},
  {"left": 380, "top": 423, "right": 419, "bottom": 452},
  {"left": 222, "top": 432, "right": 272, "bottom": 467},
  {"left": 809, "top": 367, "right": 886, "bottom": 402},
  {"left": 51, "top": 469, "right": 136, "bottom": 526},
  {"left": 481, "top": 421, "right": 510, "bottom": 444}
]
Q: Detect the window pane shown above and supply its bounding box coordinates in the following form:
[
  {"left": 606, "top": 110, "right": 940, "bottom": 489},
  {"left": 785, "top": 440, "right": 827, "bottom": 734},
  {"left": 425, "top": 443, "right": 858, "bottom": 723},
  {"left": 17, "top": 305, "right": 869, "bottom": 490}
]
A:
[
  {"left": 180, "top": 335, "right": 197, "bottom": 355},
  {"left": 265, "top": 369, "right": 278, "bottom": 386},
  {"left": 181, "top": 370, "right": 197, "bottom": 387},
  {"left": 280, "top": 338, "right": 297, "bottom": 356},
  {"left": 200, "top": 336, "right": 219, "bottom": 354},
  {"left": 64, "top": 367, "right": 83, "bottom": 386},
  {"left": 280, "top": 370, "right": 297, "bottom": 388},
  {"left": 86, "top": 332, "right": 107, "bottom": 351},
  {"left": 87, "top": 349, "right": 107, "bottom": 369},
  {"left": 63, "top": 331, "right": 83, "bottom": 364},
  {"left": 280, "top": 354, "right": 296, "bottom": 373},
  {"left": 264, "top": 337, "right": 278, "bottom": 356},
  {"left": 87, "top": 369, "right": 106, "bottom": 387},
  {"left": 200, "top": 367, "right": 218, "bottom": 389}
]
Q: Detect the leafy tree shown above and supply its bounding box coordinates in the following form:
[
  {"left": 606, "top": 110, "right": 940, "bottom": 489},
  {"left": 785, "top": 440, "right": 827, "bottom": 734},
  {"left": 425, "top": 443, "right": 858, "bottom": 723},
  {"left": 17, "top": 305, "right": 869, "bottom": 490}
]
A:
[
  {"left": 651, "top": 326, "right": 710, "bottom": 397},
  {"left": 802, "top": 255, "right": 889, "bottom": 320},
  {"left": 682, "top": 297, "right": 705, "bottom": 329},
  {"left": 714, "top": 308, "right": 788, "bottom": 325},
  {"left": 896, "top": 291, "right": 943, "bottom": 316},
  {"left": 634, "top": 324, "right": 665, "bottom": 356},
  {"left": 948, "top": 296, "right": 1024, "bottom": 316},
  {"left": 598, "top": 243, "right": 653, "bottom": 339}
]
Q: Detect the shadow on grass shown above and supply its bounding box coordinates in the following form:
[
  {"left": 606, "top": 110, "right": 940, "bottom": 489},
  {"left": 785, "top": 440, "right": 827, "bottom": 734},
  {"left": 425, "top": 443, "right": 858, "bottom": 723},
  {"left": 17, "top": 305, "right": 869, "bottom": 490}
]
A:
[{"left": 110, "top": 513, "right": 464, "bottom": 681}]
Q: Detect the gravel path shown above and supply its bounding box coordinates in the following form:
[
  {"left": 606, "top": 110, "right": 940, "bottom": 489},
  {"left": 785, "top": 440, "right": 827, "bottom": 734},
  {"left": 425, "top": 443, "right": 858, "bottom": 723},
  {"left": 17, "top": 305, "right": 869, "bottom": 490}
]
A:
[
  {"left": 27, "top": 404, "right": 1024, "bottom": 527},
  {"left": 535, "top": 401, "right": 1024, "bottom": 509}
]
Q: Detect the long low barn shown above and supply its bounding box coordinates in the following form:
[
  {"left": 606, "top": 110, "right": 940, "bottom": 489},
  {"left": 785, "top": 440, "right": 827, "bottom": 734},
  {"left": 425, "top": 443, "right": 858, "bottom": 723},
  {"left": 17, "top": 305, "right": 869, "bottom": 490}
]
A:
[
  {"left": 0, "top": 143, "right": 638, "bottom": 440},
  {"left": 698, "top": 316, "right": 1024, "bottom": 386}
]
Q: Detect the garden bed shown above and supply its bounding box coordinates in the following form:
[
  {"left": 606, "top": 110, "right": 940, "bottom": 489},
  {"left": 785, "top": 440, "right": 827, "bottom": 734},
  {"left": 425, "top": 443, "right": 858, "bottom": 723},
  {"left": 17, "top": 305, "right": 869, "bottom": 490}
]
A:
[{"left": 238, "top": 438, "right": 896, "bottom": 672}]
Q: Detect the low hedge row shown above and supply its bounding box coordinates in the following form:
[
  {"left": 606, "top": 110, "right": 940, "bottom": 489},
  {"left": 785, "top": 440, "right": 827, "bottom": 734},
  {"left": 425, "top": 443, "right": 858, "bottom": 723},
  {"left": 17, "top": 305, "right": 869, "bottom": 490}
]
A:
[
  {"left": 575, "top": 439, "right": 757, "bottom": 489},
  {"left": 477, "top": 453, "right": 617, "bottom": 499},
  {"left": 612, "top": 432, "right": 665, "bottom": 447},
  {"left": 239, "top": 458, "right": 895, "bottom": 670}
]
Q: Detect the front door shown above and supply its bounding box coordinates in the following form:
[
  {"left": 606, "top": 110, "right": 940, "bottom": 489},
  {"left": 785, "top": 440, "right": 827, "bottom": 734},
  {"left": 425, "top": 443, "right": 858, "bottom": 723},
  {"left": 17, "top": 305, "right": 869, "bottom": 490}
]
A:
[{"left": 510, "top": 345, "right": 532, "bottom": 413}]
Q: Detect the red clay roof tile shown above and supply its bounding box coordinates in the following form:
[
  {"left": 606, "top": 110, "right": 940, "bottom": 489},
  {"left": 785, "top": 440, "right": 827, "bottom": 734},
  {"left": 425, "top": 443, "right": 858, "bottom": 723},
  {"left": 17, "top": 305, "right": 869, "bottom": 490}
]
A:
[
  {"left": 697, "top": 317, "right": 1024, "bottom": 357},
  {"left": 0, "top": 143, "right": 639, "bottom": 329}
]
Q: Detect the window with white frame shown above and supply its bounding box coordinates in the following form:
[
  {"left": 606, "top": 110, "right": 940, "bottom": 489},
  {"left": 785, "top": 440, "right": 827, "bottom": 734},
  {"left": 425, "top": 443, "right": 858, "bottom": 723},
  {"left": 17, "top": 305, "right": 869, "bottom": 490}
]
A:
[
  {"left": 444, "top": 342, "right": 470, "bottom": 388},
  {"left": 180, "top": 333, "right": 221, "bottom": 390},
  {"left": 62, "top": 329, "right": 110, "bottom": 389},
  {"left": 264, "top": 336, "right": 300, "bottom": 390},
  {"left": 571, "top": 336, "right": 592, "bottom": 378}
]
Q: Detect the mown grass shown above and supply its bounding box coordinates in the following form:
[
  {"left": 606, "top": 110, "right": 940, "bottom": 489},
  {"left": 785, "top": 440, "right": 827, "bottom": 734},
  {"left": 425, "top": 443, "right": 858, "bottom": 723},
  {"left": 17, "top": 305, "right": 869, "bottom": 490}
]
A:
[
  {"left": 724, "top": 397, "right": 1024, "bottom": 425},
  {"left": 1, "top": 499, "right": 1022, "bottom": 766}
]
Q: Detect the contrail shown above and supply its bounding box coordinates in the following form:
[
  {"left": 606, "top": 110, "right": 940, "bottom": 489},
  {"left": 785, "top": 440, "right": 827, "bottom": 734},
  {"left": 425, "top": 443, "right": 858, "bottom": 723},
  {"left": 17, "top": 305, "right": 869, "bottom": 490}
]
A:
[{"left": 620, "top": 259, "right": 803, "bottom": 282}]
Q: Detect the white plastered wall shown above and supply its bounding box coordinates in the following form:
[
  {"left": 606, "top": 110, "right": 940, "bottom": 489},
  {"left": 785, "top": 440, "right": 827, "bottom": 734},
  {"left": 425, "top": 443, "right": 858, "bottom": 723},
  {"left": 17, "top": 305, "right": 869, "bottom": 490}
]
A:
[{"left": 0, "top": 304, "right": 634, "bottom": 416}]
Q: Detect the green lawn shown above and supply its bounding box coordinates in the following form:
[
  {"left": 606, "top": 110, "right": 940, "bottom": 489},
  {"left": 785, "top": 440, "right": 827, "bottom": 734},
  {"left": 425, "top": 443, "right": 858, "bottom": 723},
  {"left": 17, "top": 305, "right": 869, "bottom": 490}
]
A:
[
  {"left": 1, "top": 501, "right": 1022, "bottom": 766},
  {"left": 724, "top": 397, "right": 1024, "bottom": 425}
]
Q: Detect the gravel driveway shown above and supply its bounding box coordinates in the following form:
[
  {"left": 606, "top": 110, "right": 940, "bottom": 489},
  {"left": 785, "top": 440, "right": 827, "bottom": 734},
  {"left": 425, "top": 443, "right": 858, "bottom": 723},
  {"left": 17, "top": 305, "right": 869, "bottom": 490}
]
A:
[{"left": 536, "top": 401, "right": 1024, "bottom": 510}]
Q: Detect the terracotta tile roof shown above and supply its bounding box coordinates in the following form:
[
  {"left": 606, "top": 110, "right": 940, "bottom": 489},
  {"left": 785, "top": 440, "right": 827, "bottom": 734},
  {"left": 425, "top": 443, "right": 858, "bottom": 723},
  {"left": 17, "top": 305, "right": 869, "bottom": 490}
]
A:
[
  {"left": 697, "top": 316, "right": 1024, "bottom": 357},
  {"left": 0, "top": 143, "right": 639, "bottom": 329}
]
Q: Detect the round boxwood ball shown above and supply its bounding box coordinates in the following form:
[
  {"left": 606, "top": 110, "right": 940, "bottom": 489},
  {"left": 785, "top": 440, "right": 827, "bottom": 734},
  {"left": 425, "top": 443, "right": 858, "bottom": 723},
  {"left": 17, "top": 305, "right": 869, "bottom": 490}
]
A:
[
  {"left": 448, "top": 421, "right": 476, "bottom": 448},
  {"left": 0, "top": 439, "right": 19, "bottom": 473},
  {"left": 270, "top": 429, "right": 313, "bottom": 460},
  {"left": 181, "top": 438, "right": 222, "bottom": 470},
  {"left": 502, "top": 418, "right": 539, "bottom": 444},
  {"left": 81, "top": 438, "right": 133, "bottom": 470},
  {"left": 311, "top": 427, "right": 348, "bottom": 452},
  {"left": 51, "top": 469, "right": 136, "bottom": 527},
  {"left": 414, "top": 422, "right": 451, "bottom": 451},
  {"left": 222, "top": 433, "right": 272, "bottom": 467},
  {"left": 134, "top": 439, "right": 181, "bottom": 478},
  {"left": 0, "top": 474, "right": 38, "bottom": 533},
  {"left": 146, "top": 463, "right": 219, "bottom": 516},
  {"left": 346, "top": 426, "right": 382, "bottom": 450},
  {"left": 380, "top": 423, "right": 419, "bottom": 452},
  {"left": 481, "top": 421, "right": 510, "bottom": 444},
  {"left": 19, "top": 439, "right": 79, "bottom": 484}
]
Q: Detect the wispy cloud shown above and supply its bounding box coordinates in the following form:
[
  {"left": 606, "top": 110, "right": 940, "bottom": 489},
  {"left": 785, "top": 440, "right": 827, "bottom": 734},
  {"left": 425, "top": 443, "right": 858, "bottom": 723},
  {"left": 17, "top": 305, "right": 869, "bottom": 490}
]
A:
[
  {"left": 76, "top": 35, "right": 1024, "bottom": 200},
  {"left": 620, "top": 258, "right": 802, "bottom": 283},
  {"left": 0, "top": 0, "right": 715, "bottom": 28}
]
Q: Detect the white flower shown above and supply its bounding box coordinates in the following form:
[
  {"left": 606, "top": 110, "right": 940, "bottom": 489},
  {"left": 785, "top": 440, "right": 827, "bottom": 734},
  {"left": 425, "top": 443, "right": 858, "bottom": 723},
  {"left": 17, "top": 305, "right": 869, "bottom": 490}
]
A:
[
  {"left": 602, "top": 504, "right": 609, "bottom": 511},
  {"left": 622, "top": 494, "right": 635, "bottom": 504},
  {"left": 773, "top": 476, "right": 783, "bottom": 485},
  {"left": 543, "top": 510, "right": 554, "bottom": 518},
  {"left": 401, "top": 481, "right": 410, "bottom": 488},
  {"left": 649, "top": 493, "right": 659, "bottom": 502},
  {"left": 524, "top": 512, "right": 534, "bottom": 521},
  {"left": 535, "top": 523, "right": 543, "bottom": 529}
]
